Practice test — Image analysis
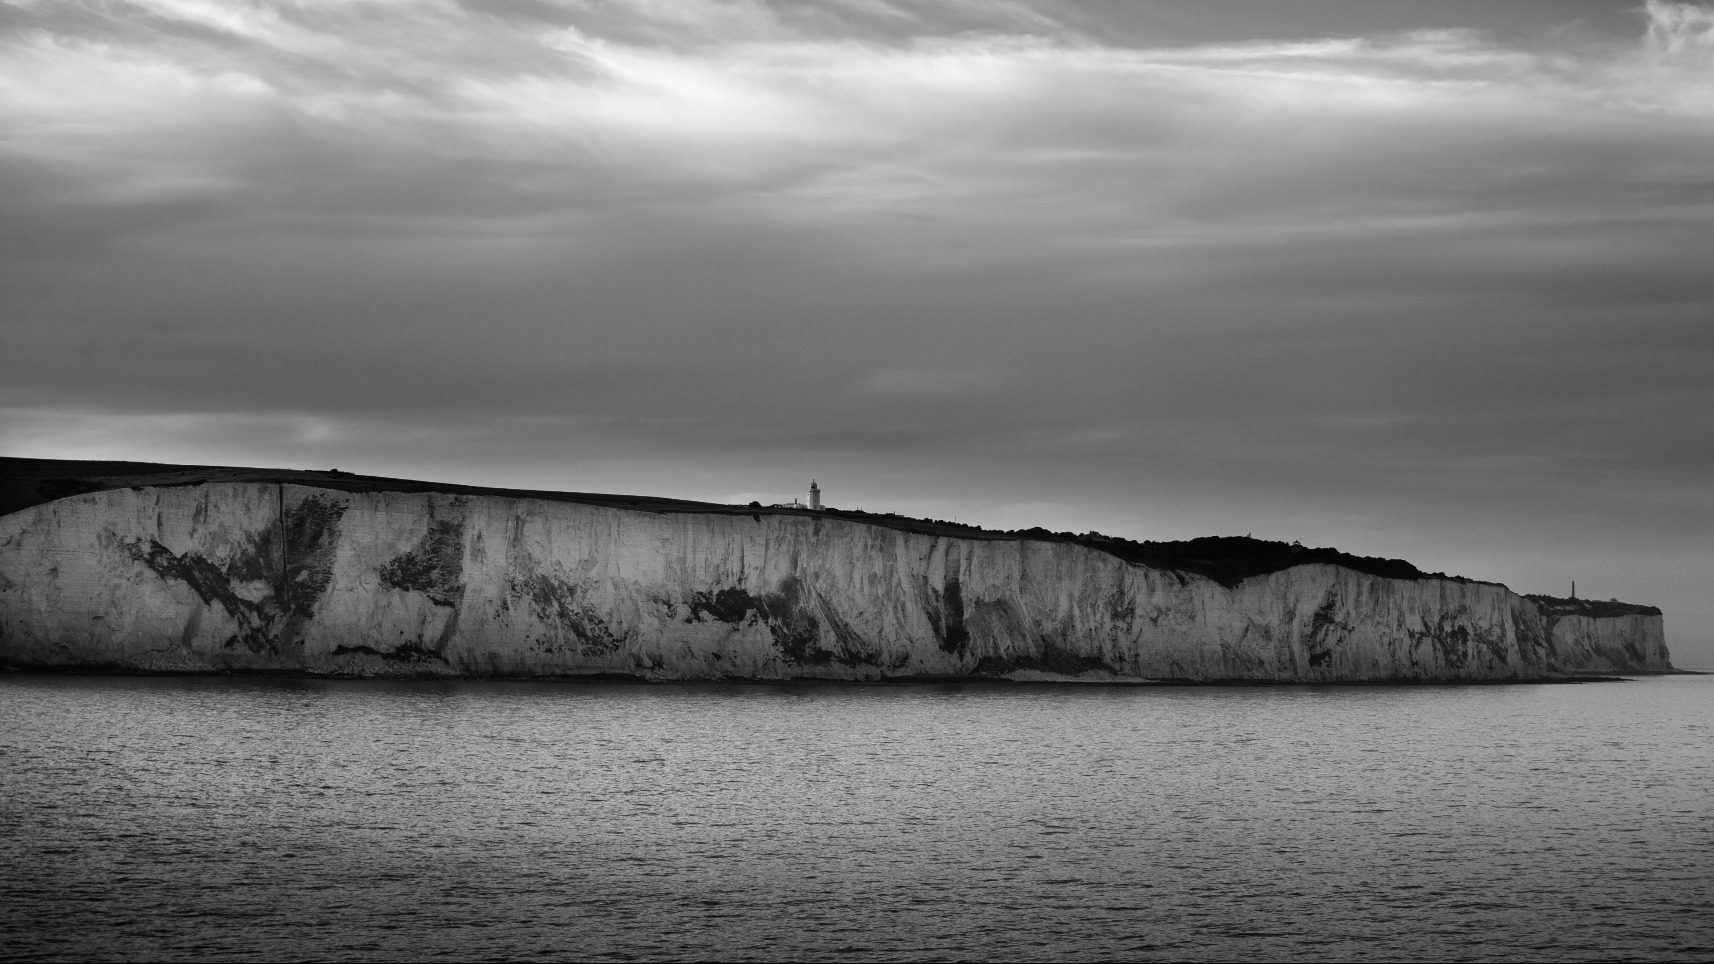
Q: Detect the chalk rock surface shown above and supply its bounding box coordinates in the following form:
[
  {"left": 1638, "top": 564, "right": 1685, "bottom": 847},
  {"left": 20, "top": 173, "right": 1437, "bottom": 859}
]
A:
[{"left": 0, "top": 482, "right": 1672, "bottom": 680}]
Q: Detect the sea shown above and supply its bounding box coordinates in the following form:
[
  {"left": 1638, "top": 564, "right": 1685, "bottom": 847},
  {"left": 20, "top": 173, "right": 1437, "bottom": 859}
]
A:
[{"left": 2, "top": 672, "right": 1710, "bottom": 963}]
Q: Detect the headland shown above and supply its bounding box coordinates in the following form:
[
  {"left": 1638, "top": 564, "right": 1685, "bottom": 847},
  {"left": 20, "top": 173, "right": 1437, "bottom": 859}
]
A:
[{"left": 0, "top": 458, "right": 1673, "bottom": 681}]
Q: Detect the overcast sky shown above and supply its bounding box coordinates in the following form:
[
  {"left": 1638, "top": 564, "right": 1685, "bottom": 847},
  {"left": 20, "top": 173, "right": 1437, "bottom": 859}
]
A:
[{"left": 4, "top": 0, "right": 1712, "bottom": 665}]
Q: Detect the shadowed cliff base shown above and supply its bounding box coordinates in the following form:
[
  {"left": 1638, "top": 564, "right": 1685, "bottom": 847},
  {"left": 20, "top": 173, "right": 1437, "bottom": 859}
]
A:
[{"left": 0, "top": 666, "right": 1643, "bottom": 685}]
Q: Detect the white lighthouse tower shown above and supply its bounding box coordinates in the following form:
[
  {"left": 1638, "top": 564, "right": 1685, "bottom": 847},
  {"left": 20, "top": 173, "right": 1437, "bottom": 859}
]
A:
[{"left": 809, "top": 479, "right": 821, "bottom": 511}]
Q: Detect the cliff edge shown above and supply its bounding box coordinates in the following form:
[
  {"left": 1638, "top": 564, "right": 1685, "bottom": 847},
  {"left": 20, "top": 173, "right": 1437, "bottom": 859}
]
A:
[{"left": 0, "top": 459, "right": 1673, "bottom": 680}]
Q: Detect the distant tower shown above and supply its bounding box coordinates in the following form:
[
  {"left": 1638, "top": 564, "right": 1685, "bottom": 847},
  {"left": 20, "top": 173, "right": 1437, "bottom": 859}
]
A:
[
  {"left": 1571, "top": 580, "right": 1577, "bottom": 600},
  {"left": 809, "top": 479, "right": 821, "bottom": 511}
]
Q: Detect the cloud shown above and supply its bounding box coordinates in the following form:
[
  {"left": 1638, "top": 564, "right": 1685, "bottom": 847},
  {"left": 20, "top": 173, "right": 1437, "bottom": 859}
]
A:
[
  {"left": 1646, "top": 0, "right": 1714, "bottom": 62},
  {"left": 6, "top": 1, "right": 1710, "bottom": 249}
]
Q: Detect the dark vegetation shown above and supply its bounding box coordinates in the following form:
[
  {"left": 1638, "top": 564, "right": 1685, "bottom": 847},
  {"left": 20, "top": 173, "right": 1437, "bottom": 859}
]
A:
[
  {"left": 510, "top": 571, "right": 630, "bottom": 656},
  {"left": 678, "top": 579, "right": 865, "bottom": 665},
  {"left": 823, "top": 513, "right": 1471, "bottom": 589},
  {"left": 275, "top": 494, "right": 346, "bottom": 626},
  {"left": 329, "top": 643, "right": 448, "bottom": 664},
  {"left": 117, "top": 492, "right": 350, "bottom": 656},
  {"left": 377, "top": 518, "right": 465, "bottom": 606},
  {"left": 1, "top": 456, "right": 1485, "bottom": 590},
  {"left": 684, "top": 587, "right": 757, "bottom": 625},
  {"left": 973, "top": 646, "right": 1114, "bottom": 678},
  {"left": 125, "top": 538, "right": 274, "bottom": 652},
  {"left": 0, "top": 457, "right": 730, "bottom": 519},
  {"left": 1049, "top": 532, "right": 1463, "bottom": 588},
  {"left": 1526, "top": 594, "right": 1661, "bottom": 618}
]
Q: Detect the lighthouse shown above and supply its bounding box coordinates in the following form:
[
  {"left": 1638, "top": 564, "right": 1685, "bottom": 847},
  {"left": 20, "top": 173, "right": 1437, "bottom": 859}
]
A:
[{"left": 809, "top": 479, "right": 821, "bottom": 511}]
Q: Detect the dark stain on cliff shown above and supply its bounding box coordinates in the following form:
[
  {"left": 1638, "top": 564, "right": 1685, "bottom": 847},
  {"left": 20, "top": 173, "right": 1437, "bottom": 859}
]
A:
[
  {"left": 221, "top": 492, "right": 347, "bottom": 639},
  {"left": 330, "top": 643, "right": 449, "bottom": 665},
  {"left": 682, "top": 582, "right": 880, "bottom": 666},
  {"left": 1513, "top": 603, "right": 1546, "bottom": 662},
  {"left": 924, "top": 544, "right": 969, "bottom": 655},
  {"left": 1221, "top": 622, "right": 1271, "bottom": 678},
  {"left": 379, "top": 518, "right": 465, "bottom": 606},
  {"left": 126, "top": 539, "right": 274, "bottom": 653},
  {"left": 1305, "top": 594, "right": 1350, "bottom": 669},
  {"left": 757, "top": 577, "right": 839, "bottom": 664},
  {"left": 974, "top": 636, "right": 1114, "bottom": 677},
  {"left": 1622, "top": 634, "right": 1646, "bottom": 664},
  {"left": 1106, "top": 584, "right": 1137, "bottom": 625},
  {"left": 1476, "top": 625, "right": 1509, "bottom": 666},
  {"left": 280, "top": 494, "right": 345, "bottom": 620},
  {"left": 126, "top": 492, "right": 349, "bottom": 656},
  {"left": 817, "top": 595, "right": 895, "bottom": 667},
  {"left": 512, "top": 571, "right": 629, "bottom": 656},
  {"left": 686, "top": 587, "right": 758, "bottom": 626},
  {"left": 939, "top": 576, "right": 969, "bottom": 654},
  {"left": 1435, "top": 622, "right": 1471, "bottom": 669}
]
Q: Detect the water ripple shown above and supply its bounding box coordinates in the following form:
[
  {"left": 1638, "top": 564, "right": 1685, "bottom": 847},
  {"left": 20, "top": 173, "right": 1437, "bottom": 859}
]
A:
[{"left": 3, "top": 675, "right": 1712, "bottom": 962}]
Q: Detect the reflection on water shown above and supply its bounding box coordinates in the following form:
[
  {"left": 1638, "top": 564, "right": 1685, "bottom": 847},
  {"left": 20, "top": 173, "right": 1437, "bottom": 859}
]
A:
[{"left": 3, "top": 675, "right": 1711, "bottom": 962}]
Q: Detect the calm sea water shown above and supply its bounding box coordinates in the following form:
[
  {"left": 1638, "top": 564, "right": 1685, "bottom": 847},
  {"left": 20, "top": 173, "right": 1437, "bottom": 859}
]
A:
[{"left": 2, "top": 673, "right": 1710, "bottom": 963}]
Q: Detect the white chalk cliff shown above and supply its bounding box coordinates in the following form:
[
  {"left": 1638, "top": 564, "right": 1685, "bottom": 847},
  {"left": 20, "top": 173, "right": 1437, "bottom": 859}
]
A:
[{"left": 0, "top": 481, "right": 1673, "bottom": 680}]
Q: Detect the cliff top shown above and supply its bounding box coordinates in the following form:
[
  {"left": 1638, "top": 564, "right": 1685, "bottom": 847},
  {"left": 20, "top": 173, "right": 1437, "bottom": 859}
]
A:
[
  {"left": 0, "top": 456, "right": 1481, "bottom": 589},
  {"left": 1525, "top": 594, "right": 1663, "bottom": 618},
  {"left": 0, "top": 457, "right": 735, "bottom": 518}
]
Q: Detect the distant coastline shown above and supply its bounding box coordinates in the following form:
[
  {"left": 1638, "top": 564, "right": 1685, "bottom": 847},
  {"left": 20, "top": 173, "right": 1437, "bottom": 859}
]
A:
[{"left": 0, "top": 457, "right": 1674, "bottom": 683}]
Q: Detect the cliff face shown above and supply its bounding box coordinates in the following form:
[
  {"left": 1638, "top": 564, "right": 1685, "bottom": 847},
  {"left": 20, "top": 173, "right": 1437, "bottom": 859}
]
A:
[
  {"left": 1530, "top": 598, "right": 1673, "bottom": 675},
  {"left": 0, "top": 483, "right": 1671, "bottom": 680}
]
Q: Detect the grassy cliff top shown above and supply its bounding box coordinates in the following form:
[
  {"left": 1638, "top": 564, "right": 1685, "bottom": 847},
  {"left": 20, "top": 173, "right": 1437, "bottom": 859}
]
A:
[
  {"left": 1525, "top": 594, "right": 1662, "bottom": 618},
  {"left": 0, "top": 457, "right": 742, "bottom": 517},
  {"left": 0, "top": 456, "right": 1487, "bottom": 589}
]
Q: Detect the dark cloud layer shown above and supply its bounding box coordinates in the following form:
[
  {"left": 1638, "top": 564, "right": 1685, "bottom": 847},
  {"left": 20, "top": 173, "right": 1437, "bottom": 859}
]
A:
[{"left": 4, "top": 0, "right": 1713, "bottom": 662}]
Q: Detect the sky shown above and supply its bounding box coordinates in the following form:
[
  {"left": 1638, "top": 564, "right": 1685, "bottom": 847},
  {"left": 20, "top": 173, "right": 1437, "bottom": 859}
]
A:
[{"left": 3, "top": 0, "right": 1712, "bottom": 666}]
